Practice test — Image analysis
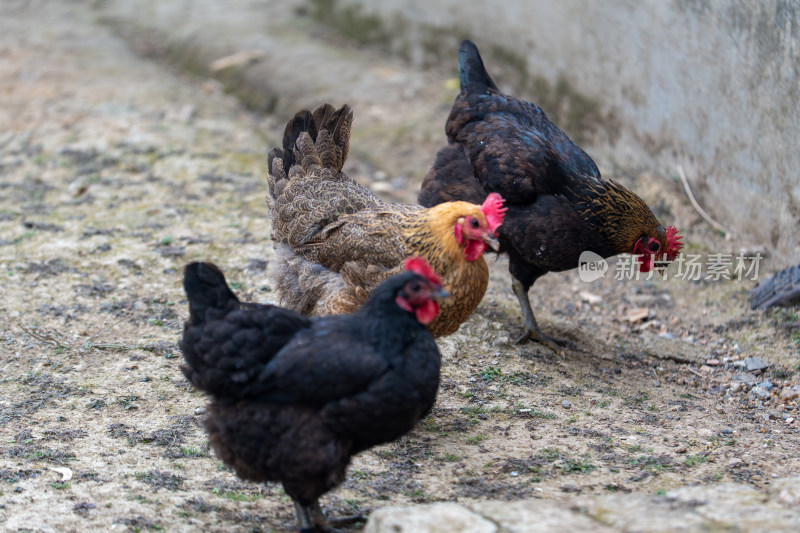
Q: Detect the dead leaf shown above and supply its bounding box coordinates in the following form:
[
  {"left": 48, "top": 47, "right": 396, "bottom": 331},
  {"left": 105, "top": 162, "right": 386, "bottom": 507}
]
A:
[
  {"left": 579, "top": 291, "right": 602, "bottom": 304},
  {"left": 48, "top": 467, "right": 73, "bottom": 481},
  {"left": 209, "top": 50, "right": 264, "bottom": 72},
  {"left": 625, "top": 307, "right": 650, "bottom": 323}
]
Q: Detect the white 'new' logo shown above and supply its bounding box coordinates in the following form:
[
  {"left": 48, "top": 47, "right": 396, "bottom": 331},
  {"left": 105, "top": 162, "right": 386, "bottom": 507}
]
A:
[{"left": 578, "top": 251, "right": 608, "bottom": 282}]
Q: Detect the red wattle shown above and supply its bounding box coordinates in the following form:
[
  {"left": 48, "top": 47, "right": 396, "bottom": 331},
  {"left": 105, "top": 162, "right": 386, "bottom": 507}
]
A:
[
  {"left": 415, "top": 299, "right": 440, "bottom": 325},
  {"left": 637, "top": 254, "right": 654, "bottom": 272},
  {"left": 464, "top": 239, "right": 487, "bottom": 261}
]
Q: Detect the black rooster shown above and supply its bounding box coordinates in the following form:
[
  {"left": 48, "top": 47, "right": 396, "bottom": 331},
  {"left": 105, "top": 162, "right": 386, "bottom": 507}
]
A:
[
  {"left": 419, "top": 40, "right": 682, "bottom": 349},
  {"left": 179, "top": 258, "right": 445, "bottom": 532}
]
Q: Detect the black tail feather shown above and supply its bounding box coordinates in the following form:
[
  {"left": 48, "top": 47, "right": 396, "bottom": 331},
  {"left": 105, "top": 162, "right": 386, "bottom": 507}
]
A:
[
  {"left": 278, "top": 104, "right": 353, "bottom": 174},
  {"left": 458, "top": 40, "right": 498, "bottom": 93},
  {"left": 280, "top": 110, "right": 314, "bottom": 174},
  {"left": 183, "top": 262, "right": 239, "bottom": 322}
]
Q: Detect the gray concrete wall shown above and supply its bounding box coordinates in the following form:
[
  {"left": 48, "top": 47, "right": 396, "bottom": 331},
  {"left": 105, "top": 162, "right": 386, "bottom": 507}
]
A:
[{"left": 325, "top": 0, "right": 800, "bottom": 264}]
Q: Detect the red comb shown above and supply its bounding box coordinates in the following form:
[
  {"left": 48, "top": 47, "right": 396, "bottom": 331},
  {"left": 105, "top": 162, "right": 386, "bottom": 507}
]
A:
[
  {"left": 480, "top": 193, "right": 507, "bottom": 235},
  {"left": 665, "top": 226, "right": 683, "bottom": 261},
  {"left": 403, "top": 256, "right": 442, "bottom": 286}
]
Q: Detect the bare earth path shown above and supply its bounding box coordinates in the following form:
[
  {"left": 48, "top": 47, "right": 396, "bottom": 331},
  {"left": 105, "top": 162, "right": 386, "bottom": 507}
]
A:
[{"left": 1, "top": 1, "right": 799, "bottom": 532}]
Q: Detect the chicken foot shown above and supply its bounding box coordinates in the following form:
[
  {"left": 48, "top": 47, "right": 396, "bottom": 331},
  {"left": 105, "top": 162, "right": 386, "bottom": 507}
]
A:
[
  {"left": 294, "top": 499, "right": 364, "bottom": 533},
  {"left": 511, "top": 277, "right": 566, "bottom": 350}
]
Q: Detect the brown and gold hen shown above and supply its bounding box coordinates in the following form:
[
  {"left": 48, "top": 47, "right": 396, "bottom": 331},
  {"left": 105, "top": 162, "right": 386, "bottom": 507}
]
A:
[{"left": 267, "top": 103, "right": 506, "bottom": 337}]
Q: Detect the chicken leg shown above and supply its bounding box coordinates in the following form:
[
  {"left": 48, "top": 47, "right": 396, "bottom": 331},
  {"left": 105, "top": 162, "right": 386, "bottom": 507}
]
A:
[
  {"left": 294, "top": 499, "right": 364, "bottom": 533},
  {"left": 512, "top": 277, "right": 566, "bottom": 350},
  {"left": 294, "top": 499, "right": 318, "bottom": 533}
]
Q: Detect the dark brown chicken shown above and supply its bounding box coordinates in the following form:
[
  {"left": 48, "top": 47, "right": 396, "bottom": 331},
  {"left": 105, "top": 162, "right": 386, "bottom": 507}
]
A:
[
  {"left": 419, "top": 40, "right": 683, "bottom": 348},
  {"left": 180, "top": 258, "right": 445, "bottom": 532},
  {"left": 267, "top": 103, "right": 506, "bottom": 337}
]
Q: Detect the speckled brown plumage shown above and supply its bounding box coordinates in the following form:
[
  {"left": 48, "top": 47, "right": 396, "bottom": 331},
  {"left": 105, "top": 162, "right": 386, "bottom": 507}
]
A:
[{"left": 267, "top": 104, "right": 493, "bottom": 337}]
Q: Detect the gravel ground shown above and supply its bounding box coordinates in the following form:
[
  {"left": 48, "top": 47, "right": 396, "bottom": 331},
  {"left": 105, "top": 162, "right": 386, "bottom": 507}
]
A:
[{"left": 1, "top": 1, "right": 799, "bottom": 532}]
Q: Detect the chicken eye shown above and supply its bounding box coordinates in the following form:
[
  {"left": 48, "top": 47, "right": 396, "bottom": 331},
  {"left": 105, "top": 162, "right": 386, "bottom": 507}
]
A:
[
  {"left": 648, "top": 241, "right": 660, "bottom": 253},
  {"left": 469, "top": 218, "right": 480, "bottom": 229},
  {"left": 407, "top": 281, "right": 421, "bottom": 293}
]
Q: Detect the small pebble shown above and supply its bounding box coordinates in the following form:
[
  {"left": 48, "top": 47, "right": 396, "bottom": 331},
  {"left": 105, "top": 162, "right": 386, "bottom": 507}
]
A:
[
  {"left": 744, "top": 356, "right": 769, "bottom": 372},
  {"left": 779, "top": 387, "right": 800, "bottom": 401},
  {"left": 562, "top": 400, "right": 572, "bottom": 409},
  {"left": 758, "top": 380, "right": 774, "bottom": 391},
  {"left": 194, "top": 407, "right": 206, "bottom": 415},
  {"left": 750, "top": 386, "right": 771, "bottom": 400},
  {"left": 706, "top": 358, "right": 720, "bottom": 366}
]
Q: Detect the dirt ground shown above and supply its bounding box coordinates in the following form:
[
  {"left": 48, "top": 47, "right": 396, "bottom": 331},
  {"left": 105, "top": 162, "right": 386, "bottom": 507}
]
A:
[{"left": 1, "top": 1, "right": 799, "bottom": 532}]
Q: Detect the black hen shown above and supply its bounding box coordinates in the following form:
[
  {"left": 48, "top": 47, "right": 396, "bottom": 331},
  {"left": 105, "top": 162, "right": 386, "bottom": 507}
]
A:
[
  {"left": 180, "top": 259, "right": 444, "bottom": 532},
  {"left": 420, "top": 40, "right": 682, "bottom": 349}
]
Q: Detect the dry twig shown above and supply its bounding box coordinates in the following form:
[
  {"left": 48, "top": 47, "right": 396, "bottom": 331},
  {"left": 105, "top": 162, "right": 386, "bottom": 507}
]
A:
[{"left": 677, "top": 165, "right": 732, "bottom": 237}]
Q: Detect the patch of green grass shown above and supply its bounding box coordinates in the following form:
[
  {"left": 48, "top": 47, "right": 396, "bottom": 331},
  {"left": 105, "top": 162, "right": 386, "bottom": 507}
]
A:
[
  {"left": 466, "top": 434, "right": 488, "bottom": 445},
  {"left": 117, "top": 396, "right": 139, "bottom": 411},
  {"left": 442, "top": 453, "right": 460, "bottom": 462},
  {"left": 87, "top": 398, "right": 107, "bottom": 410},
  {"left": 560, "top": 458, "right": 596, "bottom": 475},
  {"left": 14, "top": 231, "right": 36, "bottom": 244},
  {"left": 402, "top": 488, "right": 434, "bottom": 502},
  {"left": 624, "top": 392, "right": 650, "bottom": 406},
  {"left": 178, "top": 447, "right": 204, "bottom": 458},
  {"left": 459, "top": 405, "right": 489, "bottom": 419},
  {"left": 126, "top": 493, "right": 160, "bottom": 505},
  {"left": 598, "top": 400, "right": 611, "bottom": 408},
  {"left": 480, "top": 366, "right": 503, "bottom": 382},
  {"left": 212, "top": 487, "right": 264, "bottom": 502},
  {"left": 536, "top": 448, "right": 562, "bottom": 463},
  {"left": 51, "top": 481, "right": 70, "bottom": 490},
  {"left": 684, "top": 454, "right": 708, "bottom": 467},
  {"left": 350, "top": 470, "right": 369, "bottom": 480},
  {"left": 419, "top": 418, "right": 442, "bottom": 433},
  {"left": 627, "top": 455, "right": 673, "bottom": 474}
]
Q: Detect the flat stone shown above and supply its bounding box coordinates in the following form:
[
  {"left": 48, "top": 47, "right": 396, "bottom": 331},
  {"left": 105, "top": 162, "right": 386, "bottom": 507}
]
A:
[
  {"left": 364, "top": 502, "right": 497, "bottom": 533},
  {"left": 769, "top": 477, "right": 800, "bottom": 507},
  {"left": 733, "top": 372, "right": 758, "bottom": 386},
  {"left": 470, "top": 500, "right": 613, "bottom": 533},
  {"left": 750, "top": 386, "right": 771, "bottom": 400},
  {"left": 779, "top": 386, "right": 800, "bottom": 401},
  {"left": 575, "top": 493, "right": 709, "bottom": 532},
  {"left": 744, "top": 356, "right": 769, "bottom": 372}
]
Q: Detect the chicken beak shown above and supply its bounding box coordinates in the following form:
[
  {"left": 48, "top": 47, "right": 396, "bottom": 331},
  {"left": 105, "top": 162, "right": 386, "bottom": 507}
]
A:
[
  {"left": 482, "top": 233, "right": 500, "bottom": 251},
  {"left": 432, "top": 287, "right": 450, "bottom": 302}
]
